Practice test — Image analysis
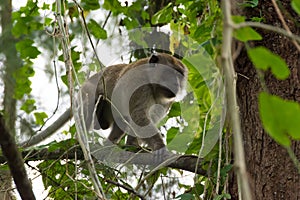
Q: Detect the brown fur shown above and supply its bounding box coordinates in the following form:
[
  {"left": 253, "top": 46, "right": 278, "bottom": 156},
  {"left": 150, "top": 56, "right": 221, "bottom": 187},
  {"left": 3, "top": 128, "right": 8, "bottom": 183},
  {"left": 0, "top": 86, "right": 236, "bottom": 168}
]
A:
[{"left": 79, "top": 53, "right": 188, "bottom": 151}]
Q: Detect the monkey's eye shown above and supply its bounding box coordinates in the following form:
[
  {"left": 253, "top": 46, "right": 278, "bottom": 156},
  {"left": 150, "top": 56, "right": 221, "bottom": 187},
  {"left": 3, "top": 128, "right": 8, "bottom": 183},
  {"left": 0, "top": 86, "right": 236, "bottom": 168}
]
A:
[
  {"left": 173, "top": 67, "right": 185, "bottom": 76},
  {"left": 149, "top": 54, "right": 159, "bottom": 63}
]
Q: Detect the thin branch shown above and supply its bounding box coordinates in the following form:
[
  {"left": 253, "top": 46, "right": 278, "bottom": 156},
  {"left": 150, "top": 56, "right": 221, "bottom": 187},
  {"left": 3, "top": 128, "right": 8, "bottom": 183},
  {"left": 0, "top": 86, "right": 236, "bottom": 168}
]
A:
[
  {"left": 26, "top": 162, "right": 75, "bottom": 199},
  {"left": 105, "top": 179, "right": 145, "bottom": 200},
  {"left": 33, "top": 60, "right": 62, "bottom": 134},
  {"left": 221, "top": 1, "right": 252, "bottom": 200},
  {"left": 19, "top": 107, "right": 72, "bottom": 148},
  {"left": 73, "top": 0, "right": 105, "bottom": 69},
  {"left": 55, "top": 0, "right": 105, "bottom": 198},
  {"left": 271, "top": 0, "right": 300, "bottom": 51},
  {"left": 74, "top": 0, "right": 108, "bottom": 99},
  {"left": 286, "top": 147, "right": 300, "bottom": 174},
  {"left": 232, "top": 21, "right": 300, "bottom": 44}
]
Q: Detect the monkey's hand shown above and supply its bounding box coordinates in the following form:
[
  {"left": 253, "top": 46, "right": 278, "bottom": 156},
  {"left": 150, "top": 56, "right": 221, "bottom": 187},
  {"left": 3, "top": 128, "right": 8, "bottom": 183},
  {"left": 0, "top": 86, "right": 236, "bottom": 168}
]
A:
[{"left": 152, "top": 147, "right": 177, "bottom": 165}]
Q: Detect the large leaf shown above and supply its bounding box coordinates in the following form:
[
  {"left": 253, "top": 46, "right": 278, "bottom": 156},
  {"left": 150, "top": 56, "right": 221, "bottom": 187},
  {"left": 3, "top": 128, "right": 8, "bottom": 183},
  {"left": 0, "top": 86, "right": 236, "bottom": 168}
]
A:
[
  {"left": 14, "top": 64, "right": 35, "bottom": 99},
  {"left": 248, "top": 46, "right": 290, "bottom": 80},
  {"left": 15, "top": 39, "right": 41, "bottom": 59},
  {"left": 21, "top": 99, "right": 36, "bottom": 114},
  {"left": 292, "top": 0, "right": 300, "bottom": 15},
  {"left": 232, "top": 15, "right": 262, "bottom": 42},
  {"left": 87, "top": 19, "right": 107, "bottom": 39},
  {"left": 259, "top": 92, "right": 300, "bottom": 147},
  {"left": 103, "top": 0, "right": 122, "bottom": 14},
  {"left": 81, "top": 0, "right": 100, "bottom": 10},
  {"left": 34, "top": 112, "right": 48, "bottom": 125},
  {"left": 233, "top": 27, "right": 262, "bottom": 42}
]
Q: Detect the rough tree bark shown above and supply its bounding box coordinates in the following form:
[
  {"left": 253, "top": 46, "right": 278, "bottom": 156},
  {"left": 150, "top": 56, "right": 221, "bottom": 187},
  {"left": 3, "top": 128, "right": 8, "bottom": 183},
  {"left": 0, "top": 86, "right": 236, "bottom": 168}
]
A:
[
  {"left": 0, "top": 0, "right": 22, "bottom": 199},
  {"left": 230, "top": 1, "right": 300, "bottom": 199}
]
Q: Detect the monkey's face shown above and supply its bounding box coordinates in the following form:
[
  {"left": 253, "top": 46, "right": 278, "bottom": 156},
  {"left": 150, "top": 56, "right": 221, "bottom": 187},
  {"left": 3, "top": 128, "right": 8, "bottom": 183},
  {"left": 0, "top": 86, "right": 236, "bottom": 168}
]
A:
[
  {"left": 147, "top": 53, "right": 188, "bottom": 101},
  {"left": 111, "top": 53, "right": 188, "bottom": 131}
]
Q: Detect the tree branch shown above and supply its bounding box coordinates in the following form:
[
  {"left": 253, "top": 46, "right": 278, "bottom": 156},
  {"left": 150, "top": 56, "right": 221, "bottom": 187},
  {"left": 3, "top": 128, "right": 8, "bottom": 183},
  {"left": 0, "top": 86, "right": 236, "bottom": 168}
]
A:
[
  {"left": 0, "top": 145, "right": 207, "bottom": 176},
  {"left": 232, "top": 22, "right": 300, "bottom": 44},
  {"left": 221, "top": 1, "right": 252, "bottom": 199},
  {"left": 0, "top": 115, "right": 36, "bottom": 200},
  {"left": 271, "top": 0, "right": 300, "bottom": 51},
  {"left": 19, "top": 107, "right": 72, "bottom": 148}
]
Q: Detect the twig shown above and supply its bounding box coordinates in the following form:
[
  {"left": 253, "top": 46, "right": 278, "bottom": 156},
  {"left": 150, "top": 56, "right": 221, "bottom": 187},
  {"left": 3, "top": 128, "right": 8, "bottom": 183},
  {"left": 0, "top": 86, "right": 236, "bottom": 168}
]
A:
[
  {"left": 271, "top": 0, "right": 300, "bottom": 51},
  {"left": 221, "top": 1, "right": 252, "bottom": 200},
  {"left": 73, "top": 0, "right": 105, "bottom": 69},
  {"left": 73, "top": 0, "right": 108, "bottom": 100},
  {"left": 19, "top": 107, "right": 72, "bottom": 148},
  {"left": 286, "top": 147, "right": 300, "bottom": 174},
  {"left": 232, "top": 22, "right": 300, "bottom": 44},
  {"left": 55, "top": 0, "right": 105, "bottom": 199},
  {"left": 105, "top": 179, "right": 145, "bottom": 200}
]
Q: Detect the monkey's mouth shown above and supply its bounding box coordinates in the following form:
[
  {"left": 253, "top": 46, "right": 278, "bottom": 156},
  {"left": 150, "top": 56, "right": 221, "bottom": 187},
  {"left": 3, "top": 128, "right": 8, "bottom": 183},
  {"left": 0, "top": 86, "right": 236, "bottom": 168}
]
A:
[{"left": 154, "top": 85, "right": 176, "bottom": 98}]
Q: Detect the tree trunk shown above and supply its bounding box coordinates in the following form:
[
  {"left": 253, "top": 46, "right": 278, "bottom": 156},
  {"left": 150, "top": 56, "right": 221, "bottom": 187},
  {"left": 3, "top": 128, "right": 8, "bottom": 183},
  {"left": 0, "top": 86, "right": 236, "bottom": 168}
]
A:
[
  {"left": 0, "top": 0, "right": 22, "bottom": 199},
  {"left": 230, "top": 1, "right": 300, "bottom": 199}
]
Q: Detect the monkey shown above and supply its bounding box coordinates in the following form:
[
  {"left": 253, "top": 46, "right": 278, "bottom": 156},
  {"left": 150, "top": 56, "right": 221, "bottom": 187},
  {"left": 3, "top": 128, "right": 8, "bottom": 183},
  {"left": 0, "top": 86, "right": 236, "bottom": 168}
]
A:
[{"left": 78, "top": 53, "right": 188, "bottom": 152}]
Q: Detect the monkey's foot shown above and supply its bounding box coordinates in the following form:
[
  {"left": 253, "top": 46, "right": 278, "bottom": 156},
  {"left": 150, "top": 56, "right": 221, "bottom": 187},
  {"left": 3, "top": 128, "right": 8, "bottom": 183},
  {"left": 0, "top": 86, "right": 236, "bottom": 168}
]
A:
[{"left": 152, "top": 147, "right": 178, "bottom": 165}]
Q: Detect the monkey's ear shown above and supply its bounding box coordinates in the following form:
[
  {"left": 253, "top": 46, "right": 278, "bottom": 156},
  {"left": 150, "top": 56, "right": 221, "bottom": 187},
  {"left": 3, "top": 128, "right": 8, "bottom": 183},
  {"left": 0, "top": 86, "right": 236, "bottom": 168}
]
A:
[{"left": 149, "top": 54, "right": 159, "bottom": 63}]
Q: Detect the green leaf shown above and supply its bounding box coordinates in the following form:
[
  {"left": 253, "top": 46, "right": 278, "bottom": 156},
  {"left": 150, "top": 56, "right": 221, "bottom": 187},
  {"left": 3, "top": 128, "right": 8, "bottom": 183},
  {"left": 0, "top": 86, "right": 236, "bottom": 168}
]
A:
[
  {"left": 233, "top": 27, "right": 262, "bottom": 42},
  {"left": 176, "top": 193, "right": 195, "bottom": 200},
  {"left": 21, "top": 99, "right": 36, "bottom": 114},
  {"left": 259, "top": 92, "right": 300, "bottom": 147},
  {"left": 213, "top": 193, "right": 231, "bottom": 200},
  {"left": 70, "top": 47, "right": 82, "bottom": 71},
  {"left": 240, "top": 0, "right": 259, "bottom": 8},
  {"left": 232, "top": 15, "right": 262, "bottom": 41},
  {"left": 12, "top": 18, "right": 29, "bottom": 37},
  {"left": 48, "top": 139, "right": 77, "bottom": 152},
  {"left": 248, "top": 46, "right": 290, "bottom": 79},
  {"left": 151, "top": 3, "right": 173, "bottom": 24},
  {"left": 14, "top": 64, "right": 35, "bottom": 99},
  {"left": 103, "top": 0, "right": 122, "bottom": 14},
  {"left": 81, "top": 0, "right": 100, "bottom": 10},
  {"left": 34, "top": 112, "right": 48, "bottom": 125},
  {"left": 232, "top": 15, "right": 246, "bottom": 23},
  {"left": 16, "top": 39, "right": 41, "bottom": 59},
  {"left": 166, "top": 127, "right": 179, "bottom": 144},
  {"left": 122, "top": 17, "right": 140, "bottom": 29},
  {"left": 168, "top": 102, "right": 181, "bottom": 117},
  {"left": 61, "top": 74, "right": 68, "bottom": 86},
  {"left": 292, "top": 0, "right": 300, "bottom": 15},
  {"left": 87, "top": 19, "right": 107, "bottom": 39}
]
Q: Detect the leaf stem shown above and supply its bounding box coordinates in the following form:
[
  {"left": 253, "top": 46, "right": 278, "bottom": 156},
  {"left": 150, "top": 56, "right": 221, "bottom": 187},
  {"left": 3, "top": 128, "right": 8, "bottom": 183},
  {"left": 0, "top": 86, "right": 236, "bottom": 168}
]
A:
[{"left": 286, "top": 146, "right": 300, "bottom": 174}]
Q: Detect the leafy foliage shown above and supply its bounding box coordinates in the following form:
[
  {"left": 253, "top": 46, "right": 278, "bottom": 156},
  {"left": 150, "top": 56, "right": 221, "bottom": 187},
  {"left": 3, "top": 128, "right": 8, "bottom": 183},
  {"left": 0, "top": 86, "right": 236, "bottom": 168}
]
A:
[
  {"left": 1, "top": 0, "right": 228, "bottom": 199},
  {"left": 87, "top": 19, "right": 107, "bottom": 39},
  {"left": 248, "top": 46, "right": 290, "bottom": 80},
  {"left": 1, "top": 0, "right": 299, "bottom": 199},
  {"left": 151, "top": 3, "right": 173, "bottom": 24},
  {"left": 259, "top": 92, "right": 300, "bottom": 146},
  {"left": 232, "top": 15, "right": 262, "bottom": 41}
]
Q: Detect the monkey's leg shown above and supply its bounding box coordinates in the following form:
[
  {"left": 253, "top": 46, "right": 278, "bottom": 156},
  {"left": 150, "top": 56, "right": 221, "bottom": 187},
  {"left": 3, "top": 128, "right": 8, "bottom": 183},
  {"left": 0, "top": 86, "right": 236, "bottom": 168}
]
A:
[
  {"left": 142, "top": 134, "right": 174, "bottom": 165},
  {"left": 108, "top": 122, "right": 125, "bottom": 144},
  {"left": 142, "top": 133, "right": 165, "bottom": 151},
  {"left": 125, "top": 135, "right": 139, "bottom": 147},
  {"left": 96, "top": 98, "right": 112, "bottom": 130}
]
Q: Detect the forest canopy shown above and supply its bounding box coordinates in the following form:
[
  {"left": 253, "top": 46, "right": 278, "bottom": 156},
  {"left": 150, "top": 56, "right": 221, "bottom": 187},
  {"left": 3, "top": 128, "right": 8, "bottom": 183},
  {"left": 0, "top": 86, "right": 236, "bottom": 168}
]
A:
[{"left": 0, "top": 0, "right": 300, "bottom": 199}]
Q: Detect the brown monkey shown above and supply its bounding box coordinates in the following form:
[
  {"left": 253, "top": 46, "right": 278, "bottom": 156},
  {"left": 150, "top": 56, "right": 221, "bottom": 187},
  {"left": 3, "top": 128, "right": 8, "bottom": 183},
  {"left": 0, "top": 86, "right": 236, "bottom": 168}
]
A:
[{"left": 78, "top": 53, "right": 188, "bottom": 151}]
